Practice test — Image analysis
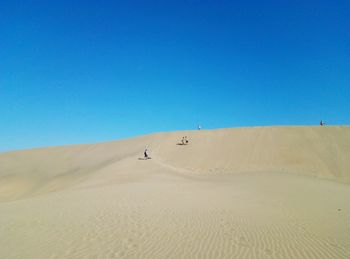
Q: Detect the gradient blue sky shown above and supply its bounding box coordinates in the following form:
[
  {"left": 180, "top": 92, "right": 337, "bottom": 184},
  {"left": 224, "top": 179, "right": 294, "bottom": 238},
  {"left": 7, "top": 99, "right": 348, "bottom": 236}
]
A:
[{"left": 1, "top": 0, "right": 349, "bottom": 151}]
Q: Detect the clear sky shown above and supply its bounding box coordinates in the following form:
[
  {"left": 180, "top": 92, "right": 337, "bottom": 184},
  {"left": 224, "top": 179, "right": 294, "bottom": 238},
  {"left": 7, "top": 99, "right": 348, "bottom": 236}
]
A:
[{"left": 1, "top": 0, "right": 349, "bottom": 152}]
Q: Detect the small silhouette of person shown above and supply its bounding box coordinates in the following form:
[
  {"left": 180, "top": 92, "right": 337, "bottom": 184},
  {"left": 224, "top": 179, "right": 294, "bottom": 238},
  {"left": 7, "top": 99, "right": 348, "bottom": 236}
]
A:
[
  {"left": 185, "top": 136, "right": 189, "bottom": 144},
  {"left": 144, "top": 148, "right": 149, "bottom": 159},
  {"left": 320, "top": 120, "right": 324, "bottom": 126},
  {"left": 181, "top": 137, "right": 185, "bottom": 145}
]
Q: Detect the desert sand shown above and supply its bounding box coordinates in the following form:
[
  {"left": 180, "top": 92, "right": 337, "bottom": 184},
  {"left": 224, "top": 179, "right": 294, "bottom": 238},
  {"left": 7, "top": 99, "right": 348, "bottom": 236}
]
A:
[{"left": 0, "top": 126, "right": 350, "bottom": 258}]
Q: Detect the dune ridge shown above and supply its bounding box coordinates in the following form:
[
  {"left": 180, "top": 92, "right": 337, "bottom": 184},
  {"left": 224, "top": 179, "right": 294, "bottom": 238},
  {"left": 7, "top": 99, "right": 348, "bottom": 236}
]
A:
[
  {"left": 1, "top": 126, "right": 349, "bottom": 201},
  {"left": 1, "top": 126, "right": 350, "bottom": 258},
  {"left": 155, "top": 126, "right": 350, "bottom": 180}
]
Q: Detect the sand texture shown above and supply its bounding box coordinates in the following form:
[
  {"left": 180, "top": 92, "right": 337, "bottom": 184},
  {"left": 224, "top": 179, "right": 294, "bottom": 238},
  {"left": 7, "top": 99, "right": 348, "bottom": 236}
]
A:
[{"left": 0, "top": 126, "right": 350, "bottom": 258}]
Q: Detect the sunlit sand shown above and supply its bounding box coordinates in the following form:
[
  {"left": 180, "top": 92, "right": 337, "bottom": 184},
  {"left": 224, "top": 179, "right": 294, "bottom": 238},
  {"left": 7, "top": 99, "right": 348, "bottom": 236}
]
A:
[{"left": 1, "top": 126, "right": 350, "bottom": 258}]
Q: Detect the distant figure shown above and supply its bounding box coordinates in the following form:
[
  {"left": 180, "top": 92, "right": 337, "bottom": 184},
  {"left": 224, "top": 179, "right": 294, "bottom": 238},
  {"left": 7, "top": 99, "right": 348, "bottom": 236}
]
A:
[
  {"left": 185, "top": 136, "right": 189, "bottom": 145},
  {"left": 320, "top": 120, "right": 325, "bottom": 126},
  {"left": 144, "top": 148, "right": 149, "bottom": 159},
  {"left": 181, "top": 137, "right": 185, "bottom": 145},
  {"left": 198, "top": 125, "right": 201, "bottom": 130}
]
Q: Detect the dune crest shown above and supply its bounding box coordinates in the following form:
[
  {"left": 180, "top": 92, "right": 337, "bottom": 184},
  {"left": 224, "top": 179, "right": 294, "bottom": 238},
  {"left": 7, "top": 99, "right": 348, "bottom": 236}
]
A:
[
  {"left": 1, "top": 126, "right": 349, "bottom": 201},
  {"left": 154, "top": 126, "right": 350, "bottom": 181},
  {"left": 1, "top": 126, "right": 350, "bottom": 259}
]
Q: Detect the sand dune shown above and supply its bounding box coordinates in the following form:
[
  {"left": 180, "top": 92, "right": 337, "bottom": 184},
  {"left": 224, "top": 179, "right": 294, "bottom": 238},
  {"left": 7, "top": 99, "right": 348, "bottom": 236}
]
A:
[{"left": 0, "top": 126, "right": 350, "bottom": 258}]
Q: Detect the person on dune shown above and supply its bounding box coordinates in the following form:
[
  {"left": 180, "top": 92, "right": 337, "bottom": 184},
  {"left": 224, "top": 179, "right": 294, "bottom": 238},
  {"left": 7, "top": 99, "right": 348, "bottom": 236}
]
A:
[{"left": 144, "top": 148, "right": 149, "bottom": 159}]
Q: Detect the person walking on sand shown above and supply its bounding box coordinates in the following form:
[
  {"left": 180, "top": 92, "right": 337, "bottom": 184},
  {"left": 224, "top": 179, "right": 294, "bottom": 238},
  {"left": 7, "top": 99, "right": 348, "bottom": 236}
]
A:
[
  {"left": 181, "top": 137, "right": 185, "bottom": 145},
  {"left": 320, "top": 120, "right": 325, "bottom": 126},
  {"left": 144, "top": 148, "right": 149, "bottom": 159}
]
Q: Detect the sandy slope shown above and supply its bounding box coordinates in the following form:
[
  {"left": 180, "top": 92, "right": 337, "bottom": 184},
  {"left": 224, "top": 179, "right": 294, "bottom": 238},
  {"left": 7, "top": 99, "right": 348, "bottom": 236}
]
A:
[{"left": 0, "top": 126, "right": 350, "bottom": 258}]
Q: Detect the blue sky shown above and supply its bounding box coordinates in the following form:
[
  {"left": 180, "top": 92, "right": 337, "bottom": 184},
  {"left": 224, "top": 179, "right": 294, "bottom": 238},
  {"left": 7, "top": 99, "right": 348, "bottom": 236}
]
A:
[{"left": 1, "top": 0, "right": 349, "bottom": 151}]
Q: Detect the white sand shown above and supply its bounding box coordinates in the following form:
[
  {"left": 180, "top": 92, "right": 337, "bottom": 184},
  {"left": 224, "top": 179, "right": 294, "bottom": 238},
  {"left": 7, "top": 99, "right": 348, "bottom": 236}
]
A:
[{"left": 0, "top": 126, "right": 350, "bottom": 258}]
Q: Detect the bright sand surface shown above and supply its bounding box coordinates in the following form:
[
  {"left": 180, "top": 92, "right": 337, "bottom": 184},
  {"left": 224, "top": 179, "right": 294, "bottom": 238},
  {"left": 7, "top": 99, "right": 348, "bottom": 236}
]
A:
[{"left": 0, "top": 126, "right": 350, "bottom": 258}]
